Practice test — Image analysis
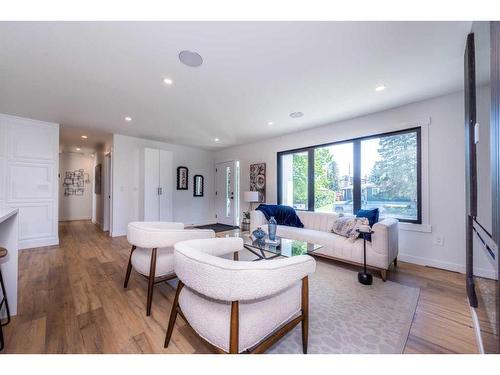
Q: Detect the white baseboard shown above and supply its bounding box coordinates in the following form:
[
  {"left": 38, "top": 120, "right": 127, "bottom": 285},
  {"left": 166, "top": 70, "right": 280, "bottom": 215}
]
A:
[
  {"left": 111, "top": 230, "right": 126, "bottom": 237},
  {"left": 398, "top": 253, "right": 465, "bottom": 273},
  {"left": 472, "top": 266, "right": 498, "bottom": 280},
  {"left": 19, "top": 236, "right": 59, "bottom": 250},
  {"left": 59, "top": 216, "right": 92, "bottom": 222}
]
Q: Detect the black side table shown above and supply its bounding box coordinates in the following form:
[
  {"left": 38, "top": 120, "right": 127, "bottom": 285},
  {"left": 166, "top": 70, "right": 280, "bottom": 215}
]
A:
[
  {"left": 356, "top": 229, "right": 374, "bottom": 285},
  {"left": 0, "top": 247, "right": 11, "bottom": 352}
]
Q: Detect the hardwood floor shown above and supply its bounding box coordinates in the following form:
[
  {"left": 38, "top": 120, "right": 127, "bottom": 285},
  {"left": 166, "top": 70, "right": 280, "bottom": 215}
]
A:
[{"left": 1, "top": 220, "right": 478, "bottom": 353}]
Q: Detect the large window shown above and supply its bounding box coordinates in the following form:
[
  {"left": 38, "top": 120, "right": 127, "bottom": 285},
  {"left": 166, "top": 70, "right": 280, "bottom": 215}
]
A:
[
  {"left": 277, "top": 128, "right": 421, "bottom": 223},
  {"left": 280, "top": 151, "right": 309, "bottom": 210},
  {"left": 314, "top": 143, "right": 353, "bottom": 214}
]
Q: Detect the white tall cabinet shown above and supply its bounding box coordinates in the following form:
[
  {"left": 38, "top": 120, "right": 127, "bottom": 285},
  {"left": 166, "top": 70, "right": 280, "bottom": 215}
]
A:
[
  {"left": 143, "top": 148, "right": 173, "bottom": 221},
  {"left": 0, "top": 114, "right": 59, "bottom": 249}
]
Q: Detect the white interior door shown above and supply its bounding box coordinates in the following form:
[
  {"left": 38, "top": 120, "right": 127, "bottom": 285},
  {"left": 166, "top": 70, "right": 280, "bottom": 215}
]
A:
[
  {"left": 215, "top": 161, "right": 237, "bottom": 226},
  {"left": 159, "top": 150, "right": 173, "bottom": 221},
  {"left": 144, "top": 148, "right": 160, "bottom": 221}
]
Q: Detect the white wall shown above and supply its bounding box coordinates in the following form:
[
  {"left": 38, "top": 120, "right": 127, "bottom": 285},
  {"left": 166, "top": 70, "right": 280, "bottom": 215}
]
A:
[
  {"left": 215, "top": 91, "right": 469, "bottom": 273},
  {"left": 58, "top": 152, "right": 94, "bottom": 221},
  {"left": 112, "top": 134, "right": 215, "bottom": 236},
  {"left": 0, "top": 113, "right": 59, "bottom": 249}
]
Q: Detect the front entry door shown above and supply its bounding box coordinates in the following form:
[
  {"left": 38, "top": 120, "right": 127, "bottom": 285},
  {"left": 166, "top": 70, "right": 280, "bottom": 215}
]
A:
[{"left": 215, "top": 161, "right": 238, "bottom": 226}]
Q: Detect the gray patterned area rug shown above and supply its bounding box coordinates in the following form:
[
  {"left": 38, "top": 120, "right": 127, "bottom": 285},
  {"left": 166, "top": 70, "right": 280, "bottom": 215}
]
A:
[{"left": 268, "top": 260, "right": 420, "bottom": 354}]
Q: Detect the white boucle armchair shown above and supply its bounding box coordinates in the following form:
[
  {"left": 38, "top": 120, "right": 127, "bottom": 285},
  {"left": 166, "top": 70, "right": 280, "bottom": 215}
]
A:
[
  {"left": 124, "top": 222, "right": 215, "bottom": 316},
  {"left": 164, "top": 237, "right": 316, "bottom": 354}
]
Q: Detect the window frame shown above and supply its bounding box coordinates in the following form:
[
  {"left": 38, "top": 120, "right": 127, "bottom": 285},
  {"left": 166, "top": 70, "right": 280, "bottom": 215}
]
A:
[{"left": 277, "top": 127, "right": 422, "bottom": 224}]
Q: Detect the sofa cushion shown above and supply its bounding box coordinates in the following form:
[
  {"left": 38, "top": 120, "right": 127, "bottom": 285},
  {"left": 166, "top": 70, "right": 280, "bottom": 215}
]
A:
[{"left": 296, "top": 211, "right": 339, "bottom": 232}]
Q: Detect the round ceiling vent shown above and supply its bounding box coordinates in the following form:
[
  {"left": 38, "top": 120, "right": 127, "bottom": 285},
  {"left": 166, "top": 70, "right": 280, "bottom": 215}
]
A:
[
  {"left": 289, "top": 111, "right": 304, "bottom": 118},
  {"left": 179, "top": 50, "right": 203, "bottom": 67}
]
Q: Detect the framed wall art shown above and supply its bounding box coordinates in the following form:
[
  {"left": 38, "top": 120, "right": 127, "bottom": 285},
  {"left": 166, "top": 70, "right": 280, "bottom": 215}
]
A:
[
  {"left": 250, "top": 162, "right": 266, "bottom": 202},
  {"left": 177, "top": 166, "right": 189, "bottom": 190}
]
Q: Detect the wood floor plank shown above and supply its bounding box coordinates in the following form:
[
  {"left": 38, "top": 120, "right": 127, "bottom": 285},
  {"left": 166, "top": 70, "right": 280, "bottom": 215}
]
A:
[{"left": 0, "top": 221, "right": 478, "bottom": 354}]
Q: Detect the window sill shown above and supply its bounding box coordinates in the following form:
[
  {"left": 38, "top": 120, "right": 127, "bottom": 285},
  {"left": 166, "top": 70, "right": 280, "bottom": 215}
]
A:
[{"left": 399, "top": 222, "right": 432, "bottom": 233}]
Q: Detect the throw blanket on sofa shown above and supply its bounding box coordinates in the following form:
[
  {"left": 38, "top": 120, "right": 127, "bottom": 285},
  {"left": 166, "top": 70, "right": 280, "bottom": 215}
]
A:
[{"left": 256, "top": 204, "right": 304, "bottom": 228}]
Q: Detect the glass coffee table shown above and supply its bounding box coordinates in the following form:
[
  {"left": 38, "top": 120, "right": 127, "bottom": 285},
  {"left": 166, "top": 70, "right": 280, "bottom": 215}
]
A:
[{"left": 242, "top": 234, "right": 323, "bottom": 260}]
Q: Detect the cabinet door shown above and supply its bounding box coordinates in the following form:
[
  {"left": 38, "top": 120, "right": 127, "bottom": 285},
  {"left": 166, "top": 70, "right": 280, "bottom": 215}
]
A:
[
  {"left": 159, "top": 150, "right": 173, "bottom": 221},
  {"left": 144, "top": 148, "right": 160, "bottom": 221}
]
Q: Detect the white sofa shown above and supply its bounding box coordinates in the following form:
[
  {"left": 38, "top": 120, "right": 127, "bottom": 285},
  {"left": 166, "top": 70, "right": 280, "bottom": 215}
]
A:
[{"left": 250, "top": 210, "right": 398, "bottom": 280}]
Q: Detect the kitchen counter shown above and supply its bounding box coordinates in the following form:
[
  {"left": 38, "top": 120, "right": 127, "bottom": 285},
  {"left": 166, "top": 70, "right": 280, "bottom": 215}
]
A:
[{"left": 0, "top": 208, "right": 18, "bottom": 316}]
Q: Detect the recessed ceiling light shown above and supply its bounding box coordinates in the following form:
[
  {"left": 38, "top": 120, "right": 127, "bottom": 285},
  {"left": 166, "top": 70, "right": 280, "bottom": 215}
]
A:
[
  {"left": 124, "top": 116, "right": 132, "bottom": 122},
  {"left": 179, "top": 50, "right": 203, "bottom": 67},
  {"left": 375, "top": 85, "right": 386, "bottom": 92},
  {"left": 76, "top": 148, "right": 81, "bottom": 151},
  {"left": 163, "top": 78, "right": 173, "bottom": 85},
  {"left": 214, "top": 138, "right": 220, "bottom": 142},
  {"left": 267, "top": 121, "right": 274, "bottom": 126},
  {"left": 81, "top": 135, "right": 88, "bottom": 139},
  {"left": 289, "top": 112, "right": 304, "bottom": 118}
]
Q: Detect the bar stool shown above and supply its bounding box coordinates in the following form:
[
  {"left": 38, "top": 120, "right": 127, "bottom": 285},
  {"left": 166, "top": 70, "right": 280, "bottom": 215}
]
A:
[
  {"left": 124, "top": 222, "right": 215, "bottom": 316},
  {"left": 0, "top": 247, "right": 11, "bottom": 352}
]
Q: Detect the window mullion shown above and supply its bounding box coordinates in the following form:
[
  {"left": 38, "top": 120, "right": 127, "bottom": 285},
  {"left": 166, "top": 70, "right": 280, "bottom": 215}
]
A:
[
  {"left": 353, "top": 140, "right": 361, "bottom": 214},
  {"left": 308, "top": 148, "right": 315, "bottom": 211}
]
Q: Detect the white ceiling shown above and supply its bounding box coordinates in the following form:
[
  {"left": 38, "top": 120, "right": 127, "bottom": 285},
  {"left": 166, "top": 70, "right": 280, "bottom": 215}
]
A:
[
  {"left": 0, "top": 21, "right": 471, "bottom": 150},
  {"left": 59, "top": 125, "right": 111, "bottom": 154}
]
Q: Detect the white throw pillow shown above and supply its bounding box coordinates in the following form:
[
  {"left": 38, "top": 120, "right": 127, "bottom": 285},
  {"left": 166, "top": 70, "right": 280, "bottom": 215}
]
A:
[{"left": 331, "top": 217, "right": 369, "bottom": 242}]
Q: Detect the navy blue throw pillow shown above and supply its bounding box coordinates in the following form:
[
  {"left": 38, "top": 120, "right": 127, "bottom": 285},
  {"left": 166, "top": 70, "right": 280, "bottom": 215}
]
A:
[{"left": 356, "top": 208, "right": 379, "bottom": 241}]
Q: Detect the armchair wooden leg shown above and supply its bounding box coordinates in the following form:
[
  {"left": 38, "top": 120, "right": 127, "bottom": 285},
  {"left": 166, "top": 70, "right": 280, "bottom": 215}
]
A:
[
  {"left": 301, "top": 276, "right": 309, "bottom": 354},
  {"left": 229, "top": 301, "right": 239, "bottom": 354},
  {"left": 123, "top": 245, "right": 136, "bottom": 288},
  {"left": 146, "top": 248, "right": 157, "bottom": 316},
  {"left": 393, "top": 257, "right": 398, "bottom": 267},
  {"left": 164, "top": 281, "right": 184, "bottom": 348},
  {"left": 380, "top": 269, "right": 387, "bottom": 282},
  {"left": 233, "top": 251, "right": 239, "bottom": 261}
]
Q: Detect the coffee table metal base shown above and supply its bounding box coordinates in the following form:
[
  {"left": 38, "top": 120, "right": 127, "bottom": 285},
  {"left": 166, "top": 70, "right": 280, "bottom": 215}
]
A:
[{"left": 243, "top": 245, "right": 282, "bottom": 261}]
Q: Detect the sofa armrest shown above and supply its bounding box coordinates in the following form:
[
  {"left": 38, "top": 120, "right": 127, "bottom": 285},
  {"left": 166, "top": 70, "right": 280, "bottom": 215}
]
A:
[
  {"left": 250, "top": 210, "right": 267, "bottom": 232},
  {"left": 371, "top": 218, "right": 399, "bottom": 264}
]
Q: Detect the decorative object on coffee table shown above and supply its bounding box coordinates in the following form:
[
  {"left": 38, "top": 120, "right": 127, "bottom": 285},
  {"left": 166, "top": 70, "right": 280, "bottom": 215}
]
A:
[
  {"left": 357, "top": 225, "right": 374, "bottom": 285},
  {"left": 176, "top": 166, "right": 188, "bottom": 190},
  {"left": 252, "top": 227, "right": 266, "bottom": 240},
  {"left": 268, "top": 216, "right": 277, "bottom": 241},
  {"left": 249, "top": 163, "right": 266, "bottom": 202}
]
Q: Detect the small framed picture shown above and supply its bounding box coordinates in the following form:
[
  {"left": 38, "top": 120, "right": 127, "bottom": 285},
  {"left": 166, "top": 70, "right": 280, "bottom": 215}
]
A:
[{"left": 177, "top": 166, "right": 189, "bottom": 190}]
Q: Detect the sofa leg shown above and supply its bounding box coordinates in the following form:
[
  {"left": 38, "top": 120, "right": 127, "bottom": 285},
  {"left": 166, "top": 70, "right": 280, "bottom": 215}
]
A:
[
  {"left": 393, "top": 257, "right": 398, "bottom": 268},
  {"left": 380, "top": 269, "right": 387, "bottom": 282}
]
